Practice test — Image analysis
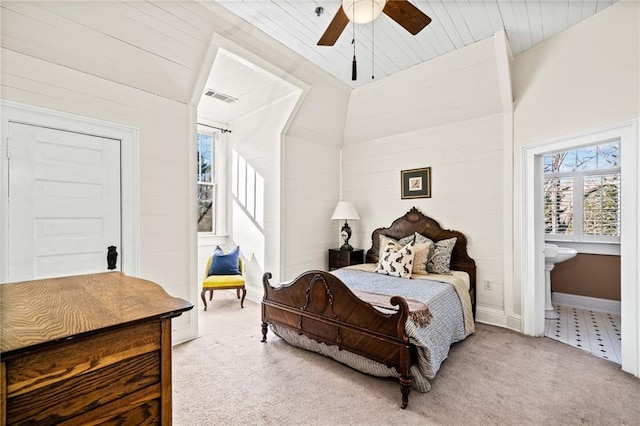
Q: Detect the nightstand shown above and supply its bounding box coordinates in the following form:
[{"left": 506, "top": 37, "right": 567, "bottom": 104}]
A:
[{"left": 328, "top": 248, "right": 364, "bottom": 271}]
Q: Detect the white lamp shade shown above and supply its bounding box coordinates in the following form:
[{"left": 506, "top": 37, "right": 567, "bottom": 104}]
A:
[
  {"left": 342, "top": 0, "right": 385, "bottom": 24},
  {"left": 331, "top": 201, "right": 360, "bottom": 220}
]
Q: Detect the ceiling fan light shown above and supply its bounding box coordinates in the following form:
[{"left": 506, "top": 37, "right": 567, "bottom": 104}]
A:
[{"left": 342, "top": 0, "right": 385, "bottom": 24}]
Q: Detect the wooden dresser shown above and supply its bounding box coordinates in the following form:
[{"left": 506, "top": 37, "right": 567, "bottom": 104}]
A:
[{"left": 0, "top": 272, "right": 193, "bottom": 425}]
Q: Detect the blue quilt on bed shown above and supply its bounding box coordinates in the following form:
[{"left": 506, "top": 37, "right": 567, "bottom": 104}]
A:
[{"left": 331, "top": 268, "right": 466, "bottom": 381}]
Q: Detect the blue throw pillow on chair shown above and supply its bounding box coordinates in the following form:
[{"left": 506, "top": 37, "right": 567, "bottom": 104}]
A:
[{"left": 208, "top": 245, "right": 241, "bottom": 276}]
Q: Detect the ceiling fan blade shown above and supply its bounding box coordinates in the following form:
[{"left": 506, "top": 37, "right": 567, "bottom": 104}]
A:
[
  {"left": 317, "top": 6, "right": 349, "bottom": 46},
  {"left": 383, "top": 0, "right": 431, "bottom": 35}
]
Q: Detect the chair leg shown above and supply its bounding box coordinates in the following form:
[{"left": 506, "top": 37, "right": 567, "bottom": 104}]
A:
[
  {"left": 201, "top": 289, "right": 208, "bottom": 311},
  {"left": 209, "top": 290, "right": 214, "bottom": 301},
  {"left": 240, "top": 288, "right": 246, "bottom": 308},
  {"left": 236, "top": 288, "right": 241, "bottom": 299}
]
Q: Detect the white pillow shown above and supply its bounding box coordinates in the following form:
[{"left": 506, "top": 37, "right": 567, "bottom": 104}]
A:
[{"left": 375, "top": 240, "right": 416, "bottom": 278}]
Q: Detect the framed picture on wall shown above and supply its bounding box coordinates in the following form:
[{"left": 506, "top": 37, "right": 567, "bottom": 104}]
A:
[{"left": 401, "top": 167, "right": 431, "bottom": 199}]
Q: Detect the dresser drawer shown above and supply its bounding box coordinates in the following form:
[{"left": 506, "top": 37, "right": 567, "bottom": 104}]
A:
[
  {"left": 331, "top": 259, "right": 350, "bottom": 269},
  {"left": 328, "top": 249, "right": 364, "bottom": 271},
  {"left": 329, "top": 250, "right": 349, "bottom": 261},
  {"left": 5, "top": 321, "right": 162, "bottom": 425}
]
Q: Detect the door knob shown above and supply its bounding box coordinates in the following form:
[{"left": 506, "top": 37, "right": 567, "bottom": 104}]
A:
[{"left": 107, "top": 246, "right": 118, "bottom": 270}]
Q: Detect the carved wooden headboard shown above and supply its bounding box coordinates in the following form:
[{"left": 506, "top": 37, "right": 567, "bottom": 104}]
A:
[{"left": 365, "top": 207, "right": 476, "bottom": 294}]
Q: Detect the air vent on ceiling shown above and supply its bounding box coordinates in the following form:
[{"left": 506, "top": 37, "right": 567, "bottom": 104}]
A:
[{"left": 203, "top": 89, "right": 237, "bottom": 104}]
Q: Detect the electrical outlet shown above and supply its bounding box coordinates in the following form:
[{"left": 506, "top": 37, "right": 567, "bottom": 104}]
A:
[{"left": 483, "top": 279, "right": 492, "bottom": 290}]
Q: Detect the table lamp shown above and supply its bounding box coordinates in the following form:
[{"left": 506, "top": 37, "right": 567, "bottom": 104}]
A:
[{"left": 331, "top": 201, "right": 360, "bottom": 251}]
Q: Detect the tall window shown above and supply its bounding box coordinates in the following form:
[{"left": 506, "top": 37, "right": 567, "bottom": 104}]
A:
[
  {"left": 544, "top": 139, "right": 620, "bottom": 243},
  {"left": 197, "top": 132, "right": 215, "bottom": 233}
]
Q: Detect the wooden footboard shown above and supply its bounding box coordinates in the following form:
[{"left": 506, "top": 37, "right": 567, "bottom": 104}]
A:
[{"left": 261, "top": 271, "right": 414, "bottom": 408}]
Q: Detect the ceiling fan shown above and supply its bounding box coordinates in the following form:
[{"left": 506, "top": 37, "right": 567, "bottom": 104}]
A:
[{"left": 318, "top": 0, "right": 432, "bottom": 46}]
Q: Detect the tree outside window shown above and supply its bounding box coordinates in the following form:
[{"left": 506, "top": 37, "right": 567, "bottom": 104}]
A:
[
  {"left": 197, "top": 132, "right": 215, "bottom": 233},
  {"left": 544, "top": 140, "right": 620, "bottom": 242}
]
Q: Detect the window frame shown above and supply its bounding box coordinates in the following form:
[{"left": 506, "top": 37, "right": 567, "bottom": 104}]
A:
[
  {"left": 543, "top": 140, "right": 621, "bottom": 244},
  {"left": 197, "top": 128, "right": 217, "bottom": 234}
]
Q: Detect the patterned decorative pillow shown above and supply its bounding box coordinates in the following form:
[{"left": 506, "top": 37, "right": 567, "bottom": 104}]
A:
[
  {"left": 426, "top": 237, "right": 457, "bottom": 274},
  {"left": 399, "top": 233, "right": 433, "bottom": 274},
  {"left": 375, "top": 240, "right": 416, "bottom": 278},
  {"left": 399, "top": 232, "right": 431, "bottom": 246},
  {"left": 378, "top": 234, "right": 399, "bottom": 258}
]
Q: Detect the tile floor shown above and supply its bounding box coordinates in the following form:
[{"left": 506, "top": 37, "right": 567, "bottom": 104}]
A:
[{"left": 545, "top": 304, "right": 622, "bottom": 364}]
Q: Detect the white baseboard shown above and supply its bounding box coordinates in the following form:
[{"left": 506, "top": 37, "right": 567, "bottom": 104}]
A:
[
  {"left": 475, "top": 306, "right": 506, "bottom": 326},
  {"left": 552, "top": 292, "right": 621, "bottom": 315},
  {"left": 475, "top": 306, "right": 522, "bottom": 332},
  {"left": 246, "top": 284, "right": 262, "bottom": 305},
  {"left": 506, "top": 314, "right": 522, "bottom": 332}
]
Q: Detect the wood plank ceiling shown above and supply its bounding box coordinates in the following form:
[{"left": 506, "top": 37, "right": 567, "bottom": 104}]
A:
[{"left": 215, "top": 0, "right": 619, "bottom": 88}]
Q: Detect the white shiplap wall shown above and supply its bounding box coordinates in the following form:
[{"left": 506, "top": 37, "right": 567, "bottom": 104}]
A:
[
  {"left": 228, "top": 92, "right": 301, "bottom": 298},
  {"left": 342, "top": 35, "right": 511, "bottom": 320},
  {"left": 283, "top": 135, "right": 342, "bottom": 278},
  {"left": 344, "top": 36, "right": 503, "bottom": 144},
  {"left": 0, "top": 47, "right": 198, "bottom": 342},
  {"left": 1, "top": 1, "right": 213, "bottom": 103}
]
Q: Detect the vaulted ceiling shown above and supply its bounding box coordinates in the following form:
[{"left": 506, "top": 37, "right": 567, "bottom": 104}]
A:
[
  {"left": 215, "top": 0, "right": 619, "bottom": 88},
  {"left": 1, "top": 1, "right": 217, "bottom": 104},
  {"left": 0, "top": 0, "right": 620, "bottom": 117}
]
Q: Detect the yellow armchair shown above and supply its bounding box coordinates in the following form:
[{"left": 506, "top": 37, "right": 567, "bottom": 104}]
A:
[{"left": 201, "top": 256, "right": 246, "bottom": 310}]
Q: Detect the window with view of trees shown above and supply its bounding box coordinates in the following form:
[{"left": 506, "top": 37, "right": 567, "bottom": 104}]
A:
[
  {"left": 197, "top": 132, "right": 215, "bottom": 233},
  {"left": 544, "top": 139, "right": 620, "bottom": 243}
]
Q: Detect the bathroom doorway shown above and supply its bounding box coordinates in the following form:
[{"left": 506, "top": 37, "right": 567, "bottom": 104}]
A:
[
  {"left": 521, "top": 120, "right": 639, "bottom": 376},
  {"left": 540, "top": 142, "right": 622, "bottom": 362}
]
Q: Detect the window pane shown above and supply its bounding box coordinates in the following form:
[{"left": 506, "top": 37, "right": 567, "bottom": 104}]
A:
[
  {"left": 576, "top": 146, "right": 597, "bottom": 170},
  {"left": 197, "top": 134, "right": 202, "bottom": 181},
  {"left": 197, "top": 133, "right": 213, "bottom": 183},
  {"left": 197, "top": 184, "right": 213, "bottom": 233},
  {"left": 558, "top": 151, "right": 576, "bottom": 172},
  {"left": 584, "top": 173, "right": 620, "bottom": 237},
  {"left": 544, "top": 177, "right": 574, "bottom": 235},
  {"left": 597, "top": 142, "right": 619, "bottom": 169},
  {"left": 545, "top": 152, "right": 572, "bottom": 174},
  {"left": 543, "top": 154, "right": 554, "bottom": 173}
]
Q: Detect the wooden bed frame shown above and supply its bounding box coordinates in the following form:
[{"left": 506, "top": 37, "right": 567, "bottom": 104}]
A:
[{"left": 260, "top": 207, "right": 476, "bottom": 408}]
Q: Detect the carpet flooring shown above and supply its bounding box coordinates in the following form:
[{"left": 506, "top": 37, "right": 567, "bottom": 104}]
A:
[{"left": 172, "top": 291, "right": 640, "bottom": 425}]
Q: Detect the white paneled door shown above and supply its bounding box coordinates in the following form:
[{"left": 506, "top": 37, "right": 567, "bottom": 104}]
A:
[{"left": 7, "top": 122, "right": 121, "bottom": 282}]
